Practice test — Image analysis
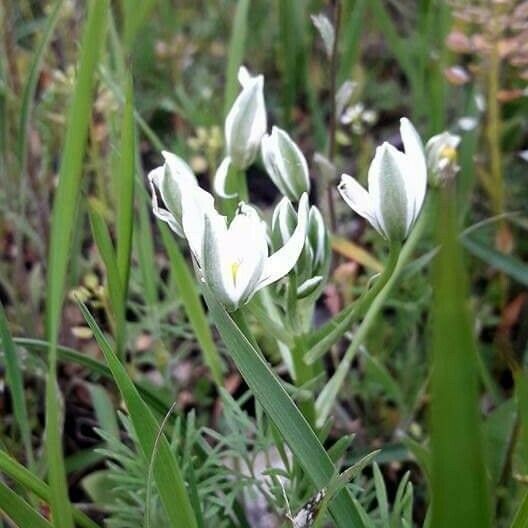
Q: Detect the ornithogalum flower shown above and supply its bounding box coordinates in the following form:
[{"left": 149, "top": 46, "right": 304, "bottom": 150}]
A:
[
  {"left": 180, "top": 188, "right": 309, "bottom": 311},
  {"left": 214, "top": 66, "right": 267, "bottom": 198},
  {"left": 425, "top": 131, "right": 461, "bottom": 186},
  {"left": 261, "top": 126, "right": 310, "bottom": 202},
  {"left": 148, "top": 150, "right": 200, "bottom": 237},
  {"left": 338, "top": 117, "right": 427, "bottom": 242}
]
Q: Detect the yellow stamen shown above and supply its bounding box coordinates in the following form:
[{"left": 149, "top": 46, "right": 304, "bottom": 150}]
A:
[
  {"left": 440, "top": 145, "right": 457, "bottom": 163},
  {"left": 231, "top": 261, "right": 240, "bottom": 284}
]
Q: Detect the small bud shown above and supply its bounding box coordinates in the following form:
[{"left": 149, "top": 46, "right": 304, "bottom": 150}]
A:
[
  {"left": 224, "top": 66, "right": 267, "bottom": 170},
  {"left": 425, "top": 131, "right": 461, "bottom": 186},
  {"left": 272, "top": 199, "right": 329, "bottom": 298},
  {"left": 261, "top": 126, "right": 310, "bottom": 202}
]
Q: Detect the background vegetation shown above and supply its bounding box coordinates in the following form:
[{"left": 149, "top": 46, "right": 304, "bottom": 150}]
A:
[{"left": 1, "top": 0, "right": 528, "bottom": 526}]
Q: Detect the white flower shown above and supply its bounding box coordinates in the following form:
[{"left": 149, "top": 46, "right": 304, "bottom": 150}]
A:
[
  {"left": 214, "top": 66, "right": 267, "bottom": 198},
  {"left": 425, "top": 131, "right": 461, "bottom": 186},
  {"left": 338, "top": 118, "right": 427, "bottom": 242},
  {"left": 148, "top": 150, "right": 198, "bottom": 237},
  {"left": 182, "top": 190, "right": 310, "bottom": 311},
  {"left": 225, "top": 66, "right": 267, "bottom": 170},
  {"left": 261, "top": 126, "right": 310, "bottom": 202}
]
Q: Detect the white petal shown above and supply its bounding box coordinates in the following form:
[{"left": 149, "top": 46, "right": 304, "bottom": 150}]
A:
[
  {"left": 372, "top": 143, "right": 410, "bottom": 239},
  {"left": 227, "top": 204, "right": 268, "bottom": 304},
  {"left": 262, "top": 130, "right": 295, "bottom": 199},
  {"left": 201, "top": 212, "right": 238, "bottom": 309},
  {"left": 338, "top": 173, "right": 383, "bottom": 235},
  {"left": 148, "top": 166, "right": 184, "bottom": 237},
  {"left": 400, "top": 117, "right": 427, "bottom": 219},
  {"left": 161, "top": 150, "right": 196, "bottom": 185},
  {"left": 225, "top": 74, "right": 267, "bottom": 169},
  {"left": 181, "top": 186, "right": 217, "bottom": 265},
  {"left": 256, "top": 193, "right": 310, "bottom": 291},
  {"left": 238, "top": 65, "right": 251, "bottom": 87},
  {"left": 213, "top": 157, "right": 237, "bottom": 198}
]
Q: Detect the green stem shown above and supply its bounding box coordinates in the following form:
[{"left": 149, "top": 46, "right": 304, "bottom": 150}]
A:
[
  {"left": 315, "top": 201, "right": 431, "bottom": 425},
  {"left": 291, "top": 334, "right": 316, "bottom": 427},
  {"left": 231, "top": 309, "right": 260, "bottom": 352}
]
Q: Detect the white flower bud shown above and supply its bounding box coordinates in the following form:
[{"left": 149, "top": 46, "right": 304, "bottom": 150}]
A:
[
  {"left": 338, "top": 118, "right": 427, "bottom": 242},
  {"left": 271, "top": 199, "right": 329, "bottom": 298},
  {"left": 425, "top": 131, "right": 461, "bottom": 186},
  {"left": 224, "top": 66, "right": 267, "bottom": 170},
  {"left": 148, "top": 151, "right": 198, "bottom": 237},
  {"left": 261, "top": 126, "right": 310, "bottom": 202}
]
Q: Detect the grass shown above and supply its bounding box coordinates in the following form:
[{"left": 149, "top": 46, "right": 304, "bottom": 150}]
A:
[{"left": 1, "top": 1, "right": 528, "bottom": 527}]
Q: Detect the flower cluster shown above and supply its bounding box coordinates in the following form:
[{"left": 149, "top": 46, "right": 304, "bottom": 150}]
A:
[{"left": 149, "top": 66, "right": 461, "bottom": 309}]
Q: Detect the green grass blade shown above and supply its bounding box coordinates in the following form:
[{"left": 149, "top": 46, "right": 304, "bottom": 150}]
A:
[
  {"left": 277, "top": 0, "right": 307, "bottom": 124},
  {"left": 463, "top": 235, "right": 528, "bottom": 287},
  {"left": 122, "top": 0, "right": 157, "bottom": 49},
  {"left": 338, "top": 0, "right": 367, "bottom": 83},
  {"left": 115, "top": 75, "right": 135, "bottom": 299},
  {"left": 78, "top": 302, "right": 198, "bottom": 528},
  {"left": 88, "top": 199, "right": 125, "bottom": 357},
  {"left": 159, "top": 225, "right": 224, "bottom": 386},
  {"left": 201, "top": 285, "right": 366, "bottom": 528},
  {"left": 0, "top": 480, "right": 52, "bottom": 528},
  {"left": 511, "top": 491, "right": 528, "bottom": 528},
  {"left": 44, "top": 2, "right": 108, "bottom": 527},
  {"left": 224, "top": 0, "right": 250, "bottom": 116},
  {"left": 0, "top": 450, "right": 100, "bottom": 528},
  {"left": 17, "top": 0, "right": 63, "bottom": 169},
  {"left": 429, "top": 186, "right": 492, "bottom": 528},
  {"left": 0, "top": 304, "right": 34, "bottom": 466},
  {"left": 136, "top": 201, "right": 159, "bottom": 308},
  {"left": 14, "top": 337, "right": 172, "bottom": 417}
]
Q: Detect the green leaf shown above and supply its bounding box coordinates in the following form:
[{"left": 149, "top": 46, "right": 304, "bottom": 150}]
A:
[
  {"left": 463, "top": 235, "right": 528, "bottom": 287},
  {"left": 484, "top": 398, "right": 517, "bottom": 486},
  {"left": 224, "top": 0, "right": 250, "bottom": 115},
  {"left": 0, "top": 303, "right": 34, "bottom": 466},
  {"left": 78, "top": 302, "right": 198, "bottom": 528},
  {"left": 338, "top": 0, "right": 368, "bottom": 83},
  {"left": 201, "top": 285, "right": 366, "bottom": 528},
  {"left": 44, "top": 2, "right": 108, "bottom": 527},
  {"left": 510, "top": 491, "right": 528, "bottom": 528},
  {"left": 17, "top": 0, "right": 63, "bottom": 169},
  {"left": 0, "top": 449, "right": 98, "bottom": 528},
  {"left": 160, "top": 226, "right": 224, "bottom": 386},
  {"left": 114, "top": 74, "right": 135, "bottom": 353},
  {"left": 14, "top": 337, "right": 171, "bottom": 417},
  {"left": 429, "top": 186, "right": 492, "bottom": 528},
  {"left": 0, "top": 481, "right": 52, "bottom": 528}
]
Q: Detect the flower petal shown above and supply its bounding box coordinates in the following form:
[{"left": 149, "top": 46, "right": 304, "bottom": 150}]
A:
[
  {"left": 213, "top": 157, "right": 237, "bottom": 198},
  {"left": 369, "top": 143, "right": 409, "bottom": 240},
  {"left": 201, "top": 212, "right": 238, "bottom": 310},
  {"left": 338, "top": 173, "right": 382, "bottom": 235},
  {"left": 181, "top": 186, "right": 217, "bottom": 265},
  {"left": 148, "top": 166, "right": 184, "bottom": 236},
  {"left": 256, "top": 193, "right": 310, "bottom": 291},
  {"left": 226, "top": 204, "right": 268, "bottom": 304},
  {"left": 400, "top": 118, "right": 427, "bottom": 222},
  {"left": 225, "top": 72, "right": 266, "bottom": 169}
]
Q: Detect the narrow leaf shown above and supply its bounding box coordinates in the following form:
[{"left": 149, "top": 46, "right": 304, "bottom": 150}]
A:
[
  {"left": 201, "top": 285, "right": 366, "bottom": 528},
  {"left": 429, "top": 187, "right": 492, "bottom": 528},
  {"left": 78, "top": 302, "right": 198, "bottom": 528},
  {"left": 44, "top": 2, "right": 108, "bottom": 527}
]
